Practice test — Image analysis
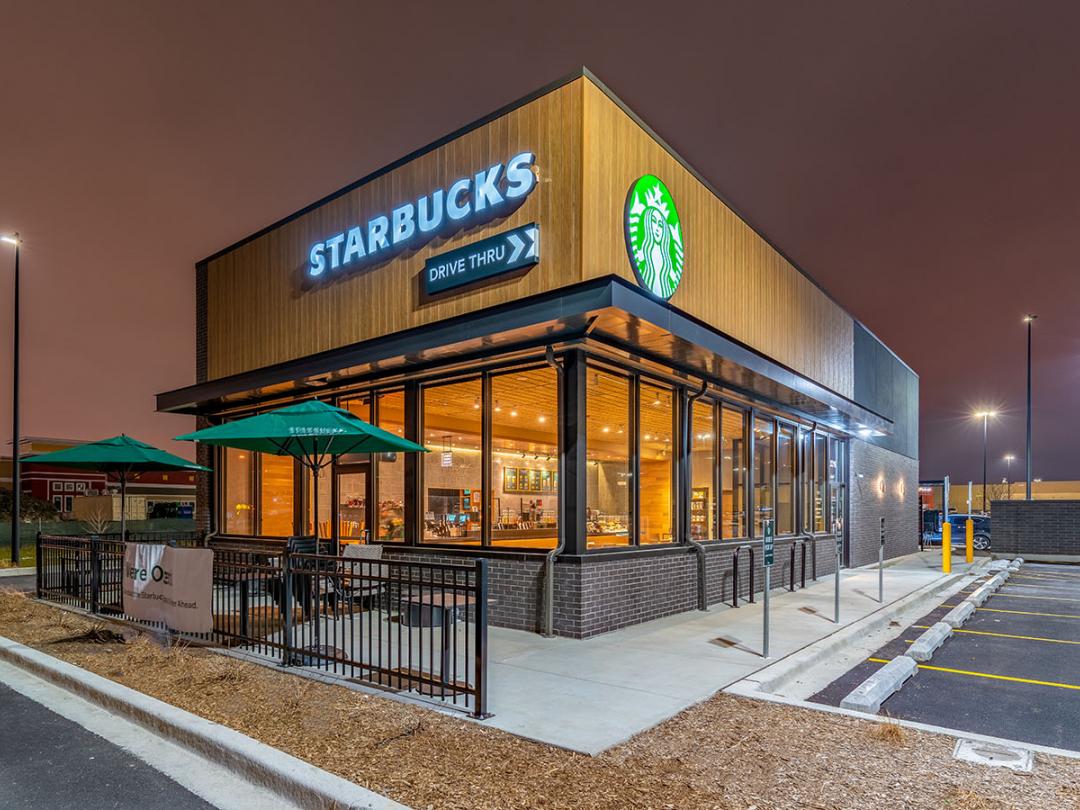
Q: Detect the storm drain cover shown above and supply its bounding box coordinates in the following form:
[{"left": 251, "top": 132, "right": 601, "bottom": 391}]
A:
[{"left": 953, "top": 739, "right": 1034, "bottom": 772}]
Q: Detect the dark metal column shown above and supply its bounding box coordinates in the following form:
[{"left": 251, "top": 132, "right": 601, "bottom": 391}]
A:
[
  {"left": 1025, "top": 314, "right": 1037, "bottom": 500},
  {"left": 9, "top": 234, "right": 20, "bottom": 565},
  {"left": 403, "top": 381, "right": 421, "bottom": 545},
  {"left": 560, "top": 351, "right": 587, "bottom": 555}
]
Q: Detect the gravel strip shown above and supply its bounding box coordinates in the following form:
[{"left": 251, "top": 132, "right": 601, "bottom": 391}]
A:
[{"left": 2, "top": 589, "right": 1078, "bottom": 810}]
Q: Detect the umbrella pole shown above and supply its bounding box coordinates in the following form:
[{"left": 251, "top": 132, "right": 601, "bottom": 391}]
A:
[{"left": 120, "top": 475, "right": 127, "bottom": 540}]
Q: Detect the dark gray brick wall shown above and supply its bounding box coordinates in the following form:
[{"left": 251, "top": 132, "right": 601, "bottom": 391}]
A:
[
  {"left": 990, "top": 500, "right": 1080, "bottom": 556},
  {"left": 849, "top": 439, "right": 919, "bottom": 567},
  {"left": 386, "top": 536, "right": 839, "bottom": 638}
]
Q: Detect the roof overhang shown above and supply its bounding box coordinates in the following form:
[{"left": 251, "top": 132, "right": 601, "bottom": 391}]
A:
[{"left": 157, "top": 277, "right": 892, "bottom": 435}]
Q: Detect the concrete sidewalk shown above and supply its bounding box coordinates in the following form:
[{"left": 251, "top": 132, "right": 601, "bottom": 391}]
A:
[{"left": 481, "top": 551, "right": 984, "bottom": 753}]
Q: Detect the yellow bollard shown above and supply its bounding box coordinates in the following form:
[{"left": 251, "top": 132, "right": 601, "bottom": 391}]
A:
[
  {"left": 942, "top": 521, "right": 952, "bottom": 573},
  {"left": 965, "top": 518, "right": 974, "bottom": 564}
]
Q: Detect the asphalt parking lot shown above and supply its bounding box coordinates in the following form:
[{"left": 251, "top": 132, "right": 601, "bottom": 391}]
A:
[{"left": 813, "top": 562, "right": 1080, "bottom": 751}]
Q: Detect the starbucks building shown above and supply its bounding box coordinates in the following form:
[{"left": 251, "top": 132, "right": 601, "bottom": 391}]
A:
[{"left": 158, "top": 69, "right": 918, "bottom": 638}]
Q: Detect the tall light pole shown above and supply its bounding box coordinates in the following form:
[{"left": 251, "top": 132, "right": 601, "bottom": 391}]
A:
[
  {"left": 973, "top": 410, "right": 997, "bottom": 514},
  {"left": 2, "top": 234, "right": 19, "bottom": 565},
  {"left": 1024, "top": 315, "right": 1037, "bottom": 500},
  {"left": 1003, "top": 453, "right": 1015, "bottom": 500}
]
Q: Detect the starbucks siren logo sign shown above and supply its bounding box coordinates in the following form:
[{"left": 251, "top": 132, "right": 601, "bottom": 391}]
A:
[{"left": 624, "top": 175, "right": 684, "bottom": 299}]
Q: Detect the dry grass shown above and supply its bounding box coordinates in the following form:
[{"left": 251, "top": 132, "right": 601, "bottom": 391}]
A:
[
  {"left": 1, "top": 588, "right": 1078, "bottom": 809},
  {"left": 871, "top": 717, "right": 908, "bottom": 745}
]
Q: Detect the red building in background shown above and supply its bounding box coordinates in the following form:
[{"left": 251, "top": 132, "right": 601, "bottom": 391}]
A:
[{"left": 3, "top": 437, "right": 196, "bottom": 518}]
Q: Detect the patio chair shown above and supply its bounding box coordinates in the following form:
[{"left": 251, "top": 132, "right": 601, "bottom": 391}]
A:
[
  {"left": 266, "top": 536, "right": 336, "bottom": 621},
  {"left": 338, "top": 544, "right": 389, "bottom": 613}
]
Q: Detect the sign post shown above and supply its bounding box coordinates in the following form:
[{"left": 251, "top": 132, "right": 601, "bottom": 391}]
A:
[
  {"left": 834, "top": 521, "right": 843, "bottom": 624},
  {"left": 762, "top": 519, "right": 774, "bottom": 658},
  {"left": 878, "top": 516, "right": 886, "bottom": 603}
]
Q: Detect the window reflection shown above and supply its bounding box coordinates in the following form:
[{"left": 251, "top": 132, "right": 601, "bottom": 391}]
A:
[
  {"left": 259, "top": 454, "right": 294, "bottom": 537},
  {"left": 639, "top": 382, "right": 674, "bottom": 544},
  {"left": 814, "top": 434, "right": 827, "bottom": 533},
  {"left": 376, "top": 390, "right": 406, "bottom": 542},
  {"left": 777, "top": 425, "right": 794, "bottom": 535},
  {"left": 722, "top": 406, "right": 746, "bottom": 538},
  {"left": 829, "top": 437, "right": 845, "bottom": 533},
  {"left": 753, "top": 417, "right": 775, "bottom": 537},
  {"left": 490, "top": 367, "right": 559, "bottom": 549},
  {"left": 586, "top": 367, "right": 631, "bottom": 548},
  {"left": 690, "top": 400, "right": 716, "bottom": 540},
  {"left": 223, "top": 448, "right": 253, "bottom": 534},
  {"left": 801, "top": 430, "right": 814, "bottom": 534},
  {"left": 422, "top": 379, "right": 482, "bottom": 544}
]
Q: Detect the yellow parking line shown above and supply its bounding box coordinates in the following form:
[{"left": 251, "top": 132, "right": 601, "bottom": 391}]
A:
[
  {"left": 977, "top": 606, "right": 1080, "bottom": 620},
  {"left": 911, "top": 624, "right": 1080, "bottom": 644},
  {"left": 992, "top": 592, "right": 1080, "bottom": 603},
  {"left": 866, "top": 658, "right": 1080, "bottom": 691},
  {"left": 1003, "top": 580, "right": 1076, "bottom": 589}
]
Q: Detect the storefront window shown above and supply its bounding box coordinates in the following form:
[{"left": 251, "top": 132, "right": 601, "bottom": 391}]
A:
[
  {"left": 829, "top": 437, "right": 846, "bottom": 533},
  {"left": 490, "top": 367, "right": 559, "bottom": 549},
  {"left": 376, "top": 390, "right": 406, "bottom": 542},
  {"left": 586, "top": 367, "right": 631, "bottom": 548},
  {"left": 259, "top": 453, "right": 295, "bottom": 537},
  {"left": 722, "top": 405, "right": 746, "bottom": 538},
  {"left": 777, "top": 424, "right": 795, "bottom": 535},
  {"left": 223, "top": 448, "right": 253, "bottom": 534},
  {"left": 814, "top": 434, "right": 827, "bottom": 532},
  {"left": 422, "top": 379, "right": 482, "bottom": 544},
  {"left": 639, "top": 382, "right": 674, "bottom": 544},
  {"left": 753, "top": 417, "right": 775, "bottom": 537},
  {"left": 800, "top": 430, "right": 814, "bottom": 534},
  {"left": 689, "top": 400, "right": 716, "bottom": 541},
  {"left": 305, "top": 470, "right": 332, "bottom": 538}
]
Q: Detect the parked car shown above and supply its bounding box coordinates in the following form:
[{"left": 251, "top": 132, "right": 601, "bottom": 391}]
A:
[{"left": 922, "top": 513, "right": 991, "bottom": 551}]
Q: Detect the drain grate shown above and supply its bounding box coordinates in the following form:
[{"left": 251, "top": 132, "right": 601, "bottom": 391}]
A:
[{"left": 953, "top": 739, "right": 1034, "bottom": 772}]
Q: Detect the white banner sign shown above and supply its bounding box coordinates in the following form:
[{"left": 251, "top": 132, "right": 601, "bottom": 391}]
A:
[{"left": 122, "top": 543, "right": 213, "bottom": 634}]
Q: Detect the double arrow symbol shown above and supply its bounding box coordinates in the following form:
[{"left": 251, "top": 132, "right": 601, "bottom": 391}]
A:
[{"left": 506, "top": 225, "right": 539, "bottom": 264}]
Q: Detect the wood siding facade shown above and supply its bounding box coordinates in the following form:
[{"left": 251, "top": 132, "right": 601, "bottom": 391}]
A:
[{"left": 203, "top": 74, "right": 857, "bottom": 400}]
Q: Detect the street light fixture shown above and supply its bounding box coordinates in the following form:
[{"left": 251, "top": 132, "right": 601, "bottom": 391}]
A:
[
  {"left": 1003, "top": 453, "right": 1016, "bottom": 500},
  {"left": 973, "top": 410, "right": 997, "bottom": 514},
  {"left": 2, "top": 233, "right": 19, "bottom": 565},
  {"left": 1023, "top": 315, "right": 1037, "bottom": 500}
]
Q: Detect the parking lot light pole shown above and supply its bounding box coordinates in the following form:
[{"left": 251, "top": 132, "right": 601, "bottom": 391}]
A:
[
  {"left": 973, "top": 410, "right": 997, "bottom": 514},
  {"left": 2, "top": 234, "right": 19, "bottom": 565},
  {"left": 1024, "top": 315, "right": 1037, "bottom": 501},
  {"left": 1003, "top": 454, "right": 1015, "bottom": 500}
]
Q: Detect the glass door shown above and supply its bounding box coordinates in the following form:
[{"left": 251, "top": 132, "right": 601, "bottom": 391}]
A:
[{"left": 336, "top": 466, "right": 369, "bottom": 544}]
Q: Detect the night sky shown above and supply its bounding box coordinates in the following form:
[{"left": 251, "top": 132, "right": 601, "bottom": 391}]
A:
[{"left": 1, "top": 1, "right": 1077, "bottom": 482}]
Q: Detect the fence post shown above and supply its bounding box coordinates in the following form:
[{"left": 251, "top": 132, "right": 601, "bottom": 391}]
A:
[
  {"left": 35, "top": 532, "right": 42, "bottom": 598},
  {"left": 473, "top": 558, "right": 489, "bottom": 718},
  {"left": 89, "top": 536, "right": 100, "bottom": 615},
  {"left": 282, "top": 548, "right": 293, "bottom": 667}
]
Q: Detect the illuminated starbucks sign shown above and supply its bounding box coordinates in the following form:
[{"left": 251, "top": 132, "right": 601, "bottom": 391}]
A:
[
  {"left": 308, "top": 152, "right": 537, "bottom": 281},
  {"left": 624, "top": 175, "right": 684, "bottom": 300}
]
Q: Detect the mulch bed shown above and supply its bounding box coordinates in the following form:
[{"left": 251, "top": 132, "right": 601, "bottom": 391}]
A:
[{"left": 1, "top": 588, "right": 1077, "bottom": 810}]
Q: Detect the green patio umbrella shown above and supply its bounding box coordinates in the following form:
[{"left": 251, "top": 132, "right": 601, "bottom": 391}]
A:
[
  {"left": 24, "top": 435, "right": 210, "bottom": 538},
  {"left": 175, "top": 399, "right": 427, "bottom": 551}
]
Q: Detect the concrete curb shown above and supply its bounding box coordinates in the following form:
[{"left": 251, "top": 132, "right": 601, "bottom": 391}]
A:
[
  {"left": 0, "top": 566, "right": 34, "bottom": 578},
  {"left": 724, "top": 681, "right": 1080, "bottom": 762},
  {"left": 0, "top": 637, "right": 409, "bottom": 810},
  {"left": 942, "top": 601, "right": 975, "bottom": 628},
  {"left": 908, "top": 622, "right": 952, "bottom": 662},
  {"left": 839, "top": 655, "right": 917, "bottom": 714},
  {"left": 753, "top": 565, "right": 982, "bottom": 694}
]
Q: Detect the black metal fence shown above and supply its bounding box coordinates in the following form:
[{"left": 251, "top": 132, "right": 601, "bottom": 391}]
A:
[{"left": 35, "top": 533, "right": 489, "bottom": 717}]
